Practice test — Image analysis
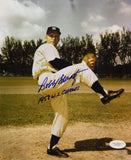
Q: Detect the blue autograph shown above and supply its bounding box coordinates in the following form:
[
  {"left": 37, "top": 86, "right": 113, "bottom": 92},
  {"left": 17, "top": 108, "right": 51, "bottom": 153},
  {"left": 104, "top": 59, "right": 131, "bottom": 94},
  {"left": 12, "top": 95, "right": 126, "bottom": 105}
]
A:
[
  {"left": 38, "top": 86, "right": 80, "bottom": 104},
  {"left": 38, "top": 68, "right": 88, "bottom": 93}
]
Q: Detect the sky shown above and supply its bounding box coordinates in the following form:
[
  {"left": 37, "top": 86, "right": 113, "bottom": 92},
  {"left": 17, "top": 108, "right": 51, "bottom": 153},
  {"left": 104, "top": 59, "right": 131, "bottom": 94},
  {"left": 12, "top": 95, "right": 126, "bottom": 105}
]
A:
[{"left": 0, "top": 0, "right": 131, "bottom": 51}]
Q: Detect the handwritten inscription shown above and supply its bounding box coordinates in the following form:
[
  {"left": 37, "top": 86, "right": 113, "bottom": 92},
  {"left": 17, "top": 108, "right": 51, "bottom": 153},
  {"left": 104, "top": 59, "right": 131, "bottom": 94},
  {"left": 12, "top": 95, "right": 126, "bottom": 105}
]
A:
[
  {"left": 38, "top": 86, "right": 80, "bottom": 104},
  {"left": 38, "top": 68, "right": 88, "bottom": 93}
]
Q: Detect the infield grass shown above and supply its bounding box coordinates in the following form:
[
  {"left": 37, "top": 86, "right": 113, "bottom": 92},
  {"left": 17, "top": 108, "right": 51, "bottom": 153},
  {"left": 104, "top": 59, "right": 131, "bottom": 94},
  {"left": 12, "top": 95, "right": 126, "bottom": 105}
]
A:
[
  {"left": 0, "top": 77, "right": 37, "bottom": 86},
  {"left": 0, "top": 93, "right": 130, "bottom": 126},
  {"left": 0, "top": 76, "right": 131, "bottom": 86}
]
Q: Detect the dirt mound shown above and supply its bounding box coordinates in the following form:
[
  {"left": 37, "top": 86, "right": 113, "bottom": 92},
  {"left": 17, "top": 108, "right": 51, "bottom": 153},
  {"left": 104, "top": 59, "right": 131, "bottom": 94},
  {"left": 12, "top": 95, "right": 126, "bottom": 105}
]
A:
[{"left": 0, "top": 122, "right": 131, "bottom": 160}]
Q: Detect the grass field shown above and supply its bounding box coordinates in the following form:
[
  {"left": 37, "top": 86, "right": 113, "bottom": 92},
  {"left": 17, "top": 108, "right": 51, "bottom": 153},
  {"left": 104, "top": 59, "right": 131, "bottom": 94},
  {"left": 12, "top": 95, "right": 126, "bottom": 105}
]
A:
[
  {"left": 0, "top": 77, "right": 37, "bottom": 86},
  {"left": 0, "top": 77, "right": 131, "bottom": 125},
  {"left": 0, "top": 93, "right": 130, "bottom": 126},
  {"left": 0, "top": 76, "right": 131, "bottom": 86}
]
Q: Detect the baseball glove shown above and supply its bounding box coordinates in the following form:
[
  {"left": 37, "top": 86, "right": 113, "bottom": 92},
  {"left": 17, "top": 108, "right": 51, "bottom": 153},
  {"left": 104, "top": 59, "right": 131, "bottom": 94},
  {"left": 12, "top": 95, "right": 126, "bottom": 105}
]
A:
[
  {"left": 101, "top": 88, "right": 124, "bottom": 104},
  {"left": 82, "top": 53, "right": 96, "bottom": 71}
]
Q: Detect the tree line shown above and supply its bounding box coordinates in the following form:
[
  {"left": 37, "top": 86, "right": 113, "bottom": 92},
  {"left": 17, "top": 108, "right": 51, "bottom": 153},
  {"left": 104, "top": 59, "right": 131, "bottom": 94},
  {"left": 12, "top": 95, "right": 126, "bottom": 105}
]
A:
[{"left": 0, "top": 28, "right": 131, "bottom": 77}]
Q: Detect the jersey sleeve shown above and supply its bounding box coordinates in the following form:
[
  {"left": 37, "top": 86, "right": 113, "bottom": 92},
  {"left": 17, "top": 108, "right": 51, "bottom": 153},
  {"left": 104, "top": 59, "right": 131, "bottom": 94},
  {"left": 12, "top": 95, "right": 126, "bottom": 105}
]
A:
[
  {"left": 43, "top": 43, "right": 60, "bottom": 61},
  {"left": 49, "top": 58, "right": 72, "bottom": 70},
  {"left": 32, "top": 43, "right": 60, "bottom": 80}
]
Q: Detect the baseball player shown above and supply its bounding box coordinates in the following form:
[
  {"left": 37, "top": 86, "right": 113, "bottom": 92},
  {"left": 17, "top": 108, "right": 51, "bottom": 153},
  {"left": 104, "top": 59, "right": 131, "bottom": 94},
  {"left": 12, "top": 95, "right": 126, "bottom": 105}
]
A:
[{"left": 32, "top": 26, "right": 124, "bottom": 158}]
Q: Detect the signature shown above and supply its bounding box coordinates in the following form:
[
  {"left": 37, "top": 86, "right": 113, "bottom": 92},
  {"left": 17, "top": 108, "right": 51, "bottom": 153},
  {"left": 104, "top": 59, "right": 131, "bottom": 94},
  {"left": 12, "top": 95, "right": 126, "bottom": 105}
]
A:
[
  {"left": 38, "top": 68, "right": 88, "bottom": 93},
  {"left": 38, "top": 86, "right": 80, "bottom": 104}
]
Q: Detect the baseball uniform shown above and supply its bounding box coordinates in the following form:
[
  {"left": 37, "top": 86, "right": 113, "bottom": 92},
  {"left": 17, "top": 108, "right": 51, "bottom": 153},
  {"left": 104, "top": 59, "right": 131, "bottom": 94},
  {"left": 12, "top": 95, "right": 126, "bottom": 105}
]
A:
[
  {"left": 32, "top": 26, "right": 124, "bottom": 158},
  {"left": 32, "top": 43, "right": 98, "bottom": 137}
]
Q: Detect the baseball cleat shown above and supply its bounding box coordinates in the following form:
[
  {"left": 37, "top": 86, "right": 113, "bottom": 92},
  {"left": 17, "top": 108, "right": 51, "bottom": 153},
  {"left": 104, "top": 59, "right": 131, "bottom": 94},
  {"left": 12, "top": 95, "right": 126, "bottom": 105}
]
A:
[
  {"left": 101, "top": 88, "right": 124, "bottom": 104},
  {"left": 47, "top": 146, "right": 69, "bottom": 158}
]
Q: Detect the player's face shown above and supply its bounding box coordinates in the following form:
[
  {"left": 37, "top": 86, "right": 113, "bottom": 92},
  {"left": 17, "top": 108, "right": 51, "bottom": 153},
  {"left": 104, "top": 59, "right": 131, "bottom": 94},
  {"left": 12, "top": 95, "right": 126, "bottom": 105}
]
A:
[{"left": 45, "top": 32, "right": 60, "bottom": 46}]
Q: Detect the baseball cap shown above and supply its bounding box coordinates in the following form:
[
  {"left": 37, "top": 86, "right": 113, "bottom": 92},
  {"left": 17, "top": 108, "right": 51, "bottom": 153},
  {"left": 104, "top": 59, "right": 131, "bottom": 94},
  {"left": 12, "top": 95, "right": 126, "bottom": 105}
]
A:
[{"left": 46, "top": 26, "right": 61, "bottom": 35}]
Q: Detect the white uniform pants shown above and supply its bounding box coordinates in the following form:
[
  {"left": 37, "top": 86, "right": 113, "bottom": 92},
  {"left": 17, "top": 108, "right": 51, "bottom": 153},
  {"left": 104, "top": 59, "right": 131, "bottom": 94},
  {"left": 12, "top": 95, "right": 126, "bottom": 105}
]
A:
[{"left": 38, "top": 62, "right": 98, "bottom": 137}]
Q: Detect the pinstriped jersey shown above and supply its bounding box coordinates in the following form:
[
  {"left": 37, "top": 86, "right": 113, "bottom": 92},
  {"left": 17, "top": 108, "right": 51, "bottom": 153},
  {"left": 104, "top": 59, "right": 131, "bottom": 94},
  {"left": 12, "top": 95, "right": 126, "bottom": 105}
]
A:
[{"left": 32, "top": 43, "right": 60, "bottom": 80}]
